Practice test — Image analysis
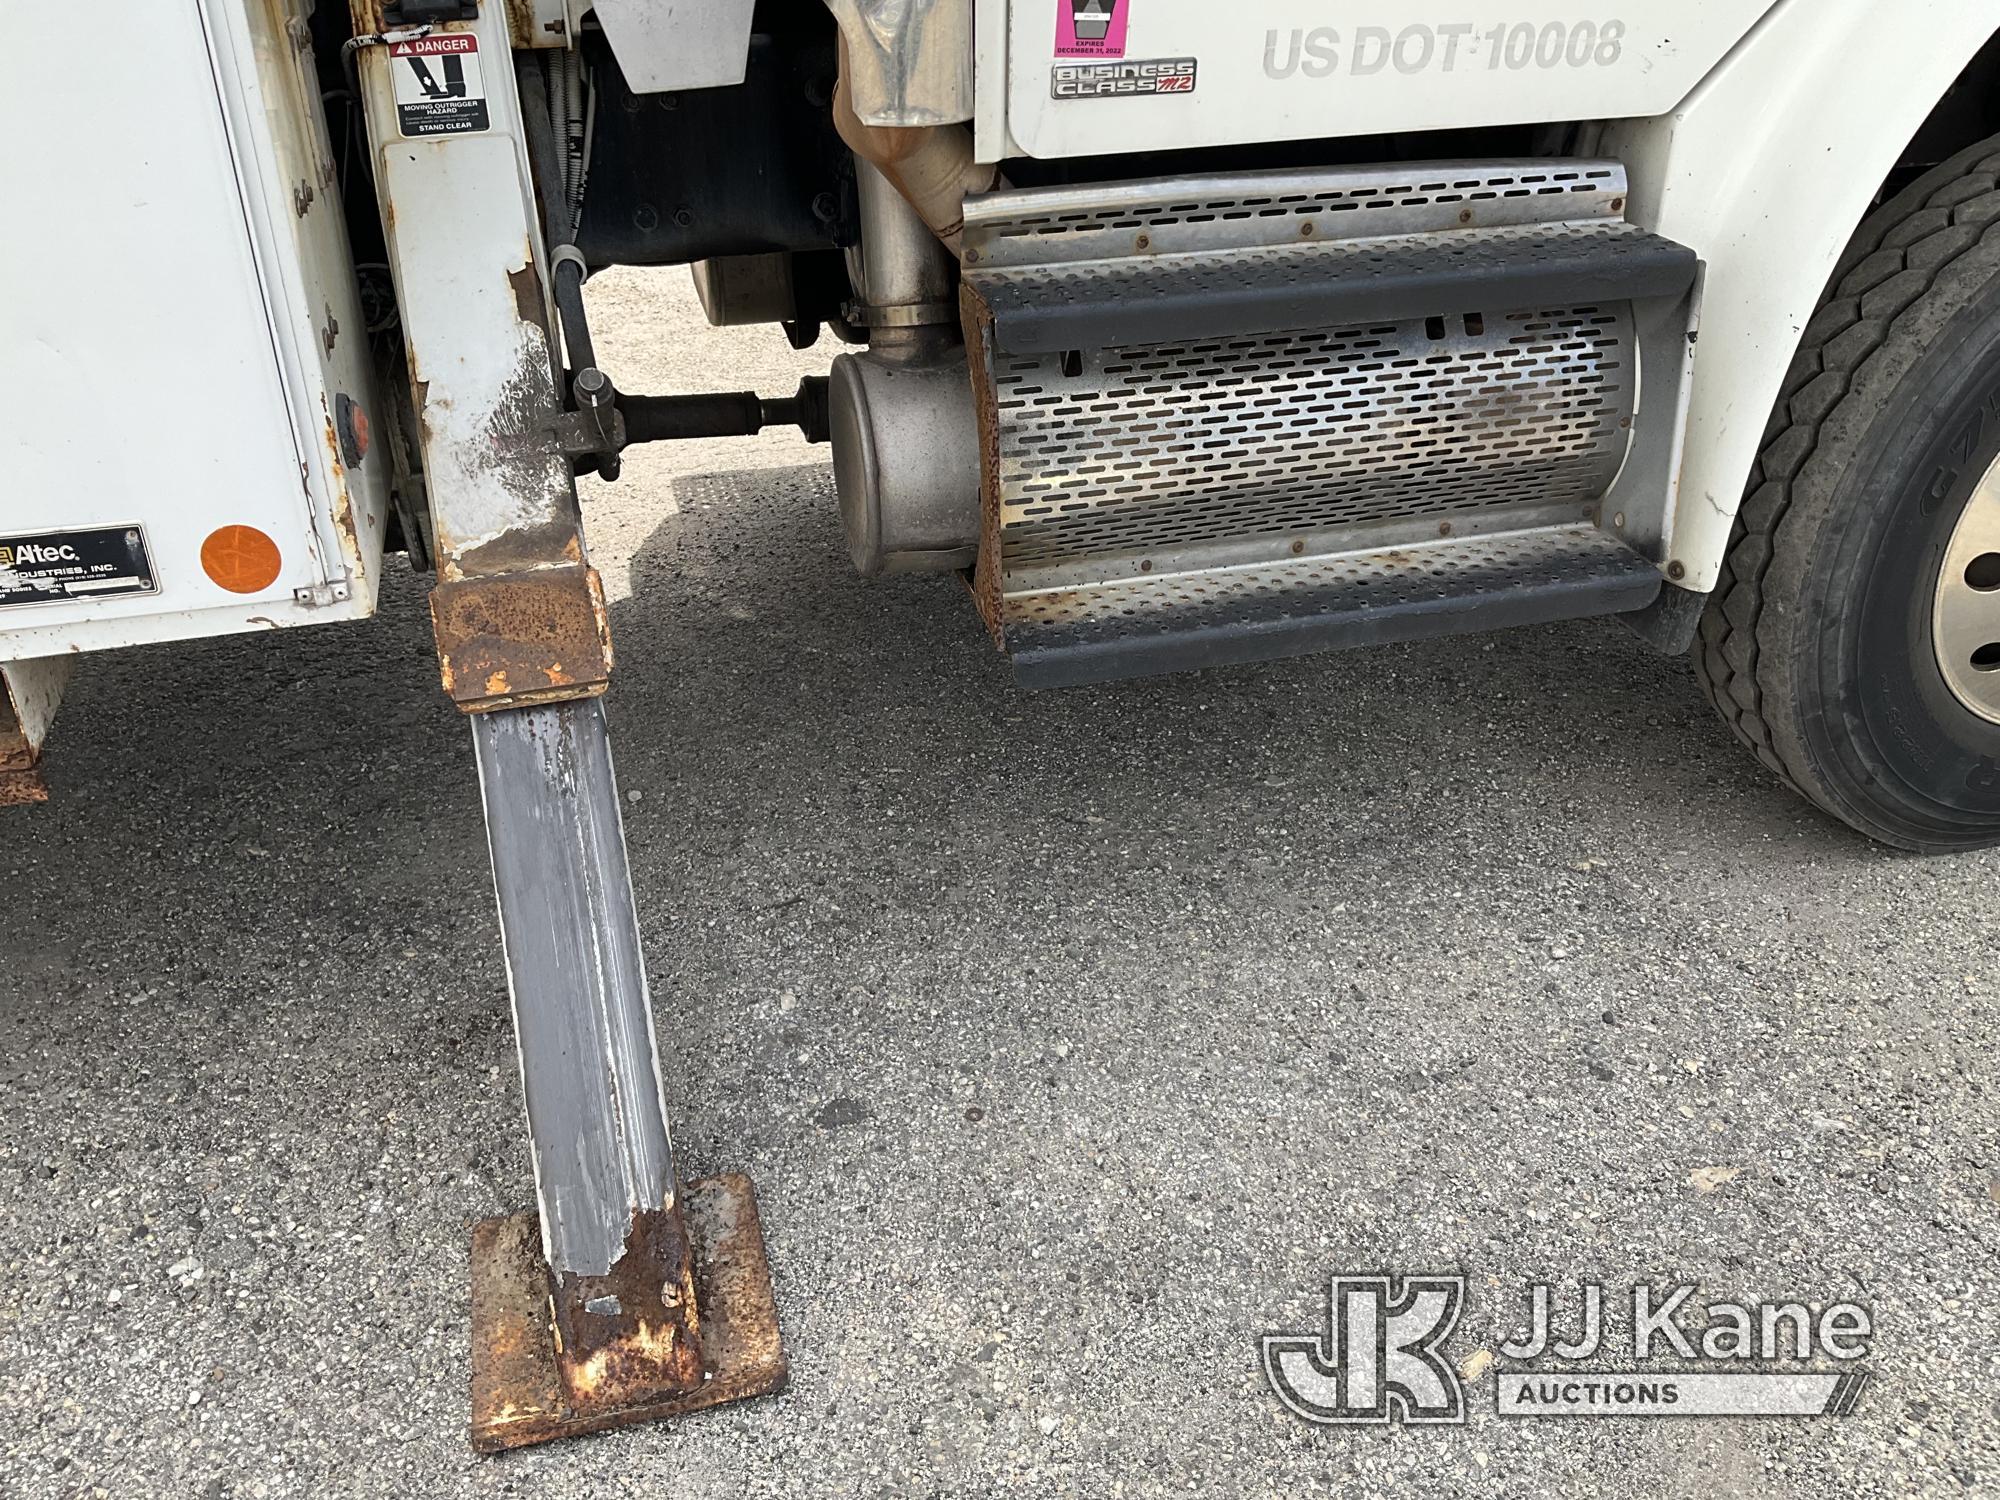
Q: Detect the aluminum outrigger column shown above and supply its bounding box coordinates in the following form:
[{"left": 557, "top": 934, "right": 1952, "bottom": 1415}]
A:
[
  {"left": 350, "top": 0, "right": 785, "bottom": 1449},
  {"left": 466, "top": 704, "right": 786, "bottom": 1450}
]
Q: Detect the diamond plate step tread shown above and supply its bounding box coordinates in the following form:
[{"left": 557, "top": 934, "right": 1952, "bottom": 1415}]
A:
[
  {"left": 966, "top": 220, "right": 1697, "bottom": 355},
  {"left": 1004, "top": 525, "right": 1662, "bottom": 689}
]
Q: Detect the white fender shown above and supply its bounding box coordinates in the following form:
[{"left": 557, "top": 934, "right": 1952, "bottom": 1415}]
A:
[{"left": 1607, "top": 0, "right": 1999, "bottom": 591}]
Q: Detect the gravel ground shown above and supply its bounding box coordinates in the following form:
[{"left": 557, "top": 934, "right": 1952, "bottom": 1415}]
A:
[{"left": 2, "top": 271, "right": 1997, "bottom": 1499}]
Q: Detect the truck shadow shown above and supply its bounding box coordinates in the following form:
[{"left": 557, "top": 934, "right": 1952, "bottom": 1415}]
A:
[
  {"left": 603, "top": 461, "right": 1856, "bottom": 873},
  {"left": 0, "top": 457, "right": 1875, "bottom": 988}
]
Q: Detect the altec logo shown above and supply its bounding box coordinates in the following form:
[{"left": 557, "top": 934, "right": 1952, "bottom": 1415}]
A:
[{"left": 0, "top": 543, "right": 80, "bottom": 567}]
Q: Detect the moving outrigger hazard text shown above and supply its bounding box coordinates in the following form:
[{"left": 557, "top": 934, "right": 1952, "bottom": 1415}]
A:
[{"left": 390, "top": 35, "right": 489, "bottom": 137}]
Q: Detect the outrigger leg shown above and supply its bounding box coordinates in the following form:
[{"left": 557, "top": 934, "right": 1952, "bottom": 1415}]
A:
[{"left": 349, "top": 0, "right": 785, "bottom": 1450}]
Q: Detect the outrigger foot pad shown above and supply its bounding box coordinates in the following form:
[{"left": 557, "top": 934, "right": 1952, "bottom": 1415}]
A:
[{"left": 469, "top": 1172, "right": 788, "bottom": 1452}]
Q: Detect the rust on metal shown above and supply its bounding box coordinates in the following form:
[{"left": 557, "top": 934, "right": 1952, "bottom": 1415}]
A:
[
  {"left": 959, "top": 281, "right": 1008, "bottom": 647},
  {"left": 500, "top": 0, "right": 569, "bottom": 44},
  {"left": 0, "top": 770, "right": 49, "bottom": 807},
  {"left": 1, "top": 671, "right": 51, "bottom": 804},
  {"left": 318, "top": 393, "right": 367, "bottom": 568},
  {"left": 346, "top": 0, "right": 393, "bottom": 32},
  {"left": 452, "top": 518, "right": 585, "bottom": 580},
  {"left": 507, "top": 260, "right": 550, "bottom": 336},
  {"left": 2, "top": 687, "right": 34, "bottom": 774},
  {"left": 469, "top": 1172, "right": 789, "bottom": 1453},
  {"left": 429, "top": 562, "right": 612, "bottom": 713},
  {"left": 503, "top": 0, "right": 537, "bottom": 46},
  {"left": 550, "top": 1206, "right": 706, "bottom": 1414}
]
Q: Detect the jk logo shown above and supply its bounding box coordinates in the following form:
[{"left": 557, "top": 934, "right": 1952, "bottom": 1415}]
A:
[{"left": 1261, "top": 1274, "right": 1467, "bottom": 1425}]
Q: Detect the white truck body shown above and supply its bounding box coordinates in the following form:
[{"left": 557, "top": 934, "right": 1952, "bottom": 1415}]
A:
[{"left": 0, "top": 0, "right": 389, "bottom": 659}]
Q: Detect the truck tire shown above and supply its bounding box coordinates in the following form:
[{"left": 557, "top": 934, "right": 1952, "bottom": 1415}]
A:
[{"left": 1694, "top": 134, "right": 2000, "bottom": 852}]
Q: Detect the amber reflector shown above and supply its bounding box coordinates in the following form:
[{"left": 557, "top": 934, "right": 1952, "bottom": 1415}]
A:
[{"left": 200, "top": 525, "right": 283, "bottom": 595}]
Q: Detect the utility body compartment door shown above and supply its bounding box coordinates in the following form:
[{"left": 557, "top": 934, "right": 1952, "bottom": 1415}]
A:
[{"left": 0, "top": 0, "right": 388, "bottom": 657}]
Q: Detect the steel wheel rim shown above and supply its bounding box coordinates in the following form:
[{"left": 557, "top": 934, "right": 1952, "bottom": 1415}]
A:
[{"left": 1933, "top": 457, "right": 2000, "bottom": 725}]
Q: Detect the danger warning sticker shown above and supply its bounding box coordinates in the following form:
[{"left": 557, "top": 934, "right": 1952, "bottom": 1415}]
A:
[
  {"left": 0, "top": 525, "right": 156, "bottom": 609},
  {"left": 390, "top": 34, "right": 489, "bottom": 137}
]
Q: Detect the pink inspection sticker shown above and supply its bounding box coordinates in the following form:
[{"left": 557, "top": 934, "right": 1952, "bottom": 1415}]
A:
[{"left": 1055, "top": 0, "right": 1130, "bottom": 58}]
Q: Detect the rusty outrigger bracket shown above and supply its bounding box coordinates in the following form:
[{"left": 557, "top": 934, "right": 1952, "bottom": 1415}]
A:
[
  {"left": 430, "top": 561, "right": 612, "bottom": 713},
  {"left": 470, "top": 1172, "right": 788, "bottom": 1452},
  {"left": 1, "top": 658, "right": 72, "bottom": 807}
]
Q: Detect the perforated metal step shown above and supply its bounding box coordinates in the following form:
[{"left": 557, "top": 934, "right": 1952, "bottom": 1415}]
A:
[
  {"left": 969, "top": 221, "right": 1694, "bottom": 355},
  {"left": 957, "top": 160, "right": 1699, "bottom": 688},
  {"left": 961, "top": 160, "right": 1699, "bottom": 353},
  {"left": 987, "top": 306, "right": 1634, "bottom": 581},
  {"left": 1006, "top": 525, "right": 1662, "bottom": 689}
]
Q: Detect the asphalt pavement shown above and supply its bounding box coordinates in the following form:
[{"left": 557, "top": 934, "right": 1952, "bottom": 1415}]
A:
[{"left": 1, "top": 272, "right": 1995, "bottom": 1498}]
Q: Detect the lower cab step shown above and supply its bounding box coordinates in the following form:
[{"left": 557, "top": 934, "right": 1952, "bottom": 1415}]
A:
[
  {"left": 951, "top": 158, "right": 1702, "bottom": 689},
  {"left": 1004, "top": 524, "right": 1662, "bottom": 690}
]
